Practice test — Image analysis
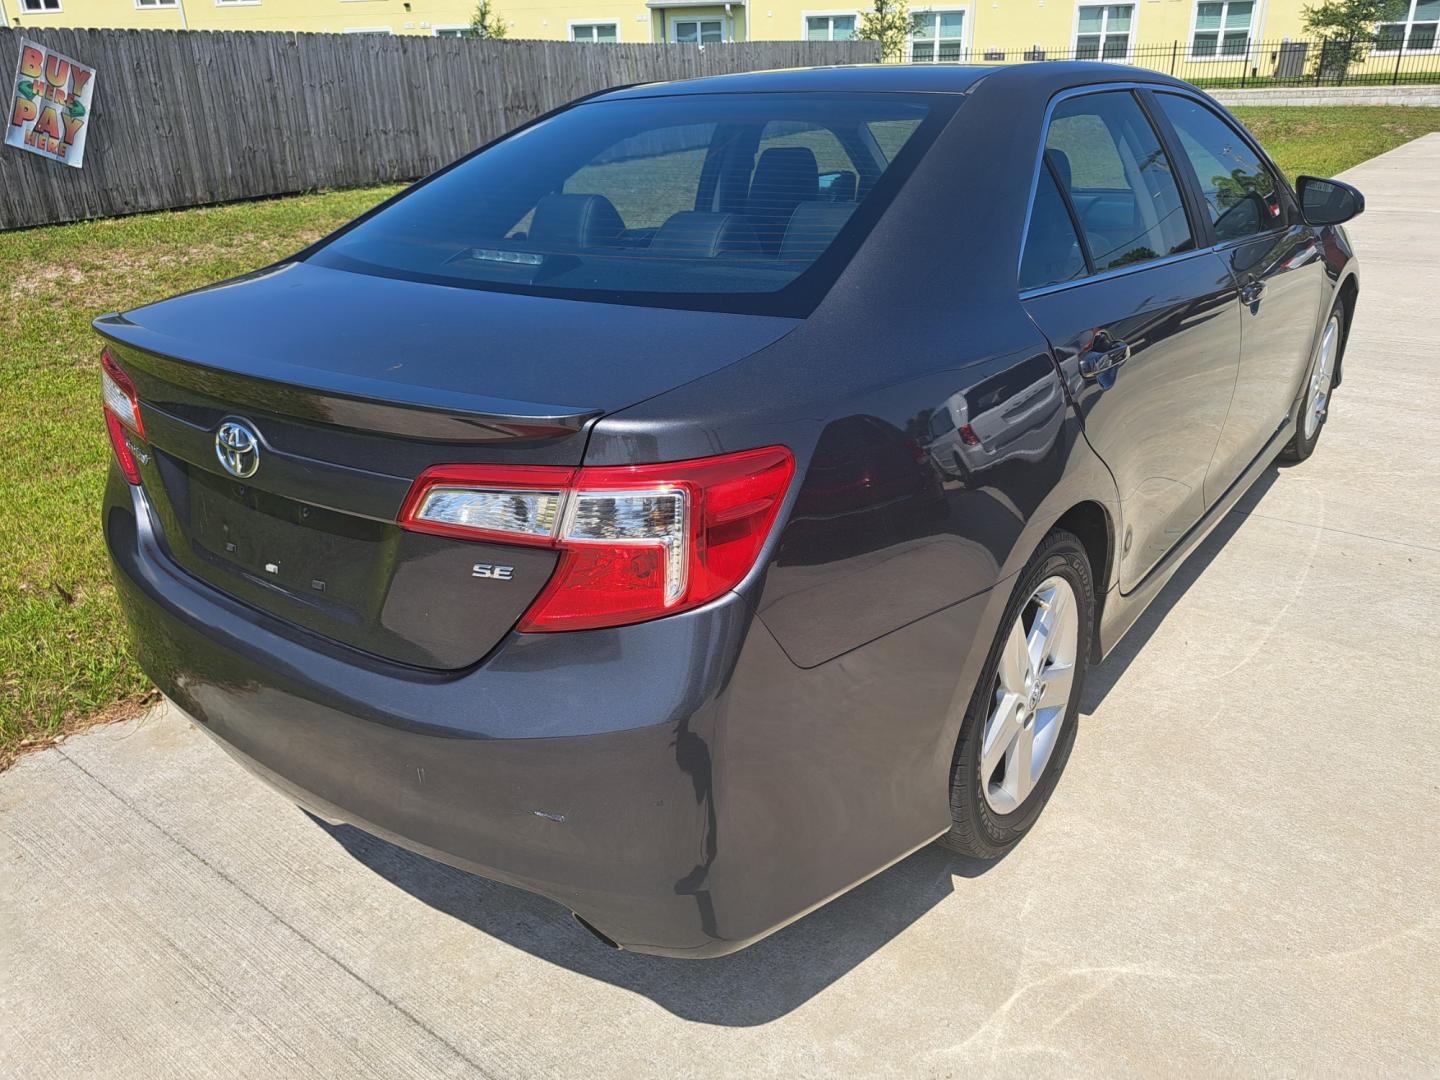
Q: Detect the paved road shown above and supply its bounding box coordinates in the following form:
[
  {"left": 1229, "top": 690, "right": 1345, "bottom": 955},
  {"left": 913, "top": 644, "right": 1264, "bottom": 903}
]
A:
[{"left": 4, "top": 138, "right": 1439, "bottom": 1080}]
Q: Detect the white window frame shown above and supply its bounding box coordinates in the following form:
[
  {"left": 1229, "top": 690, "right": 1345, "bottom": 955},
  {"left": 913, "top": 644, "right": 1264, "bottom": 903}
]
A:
[
  {"left": 671, "top": 16, "right": 725, "bottom": 43},
  {"left": 343, "top": 26, "right": 393, "bottom": 33},
  {"left": 215, "top": 0, "right": 261, "bottom": 7},
  {"left": 134, "top": 0, "right": 180, "bottom": 9},
  {"left": 1373, "top": 0, "right": 1440, "bottom": 53},
  {"left": 801, "top": 10, "right": 860, "bottom": 41},
  {"left": 1072, "top": 2, "right": 1137, "bottom": 64},
  {"left": 19, "top": 0, "right": 63, "bottom": 12},
  {"left": 1186, "top": 0, "right": 1256, "bottom": 61},
  {"left": 432, "top": 24, "right": 477, "bottom": 37},
  {"left": 569, "top": 20, "right": 622, "bottom": 41},
  {"left": 907, "top": 5, "right": 972, "bottom": 62}
]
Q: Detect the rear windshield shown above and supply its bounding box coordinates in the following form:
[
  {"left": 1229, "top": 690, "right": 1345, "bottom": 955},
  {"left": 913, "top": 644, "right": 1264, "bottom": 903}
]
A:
[{"left": 308, "top": 92, "right": 947, "bottom": 315}]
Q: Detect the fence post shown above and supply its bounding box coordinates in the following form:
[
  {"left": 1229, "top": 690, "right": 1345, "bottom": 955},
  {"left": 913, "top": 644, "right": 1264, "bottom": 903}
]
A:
[
  {"left": 1170, "top": 39, "right": 1178, "bottom": 75},
  {"left": 1394, "top": 44, "right": 1404, "bottom": 86},
  {"left": 1240, "top": 42, "right": 1249, "bottom": 86}
]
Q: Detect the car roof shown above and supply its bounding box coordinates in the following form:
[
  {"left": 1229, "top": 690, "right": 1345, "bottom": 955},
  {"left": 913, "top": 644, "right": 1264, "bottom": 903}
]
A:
[{"left": 593, "top": 62, "right": 1191, "bottom": 101}]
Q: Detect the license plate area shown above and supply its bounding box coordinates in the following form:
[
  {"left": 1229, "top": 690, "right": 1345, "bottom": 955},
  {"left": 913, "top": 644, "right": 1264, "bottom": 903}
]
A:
[{"left": 188, "top": 466, "right": 387, "bottom": 610}]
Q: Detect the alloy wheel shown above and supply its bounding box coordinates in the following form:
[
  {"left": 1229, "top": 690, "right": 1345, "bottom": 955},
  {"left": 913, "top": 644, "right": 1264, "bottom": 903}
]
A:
[
  {"left": 980, "top": 575, "right": 1080, "bottom": 815},
  {"left": 1304, "top": 315, "right": 1340, "bottom": 441}
]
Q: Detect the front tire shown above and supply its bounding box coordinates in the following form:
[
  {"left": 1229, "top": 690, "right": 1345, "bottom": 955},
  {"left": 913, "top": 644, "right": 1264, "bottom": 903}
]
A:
[
  {"left": 939, "top": 529, "right": 1094, "bottom": 859},
  {"left": 1281, "top": 305, "right": 1343, "bottom": 463}
]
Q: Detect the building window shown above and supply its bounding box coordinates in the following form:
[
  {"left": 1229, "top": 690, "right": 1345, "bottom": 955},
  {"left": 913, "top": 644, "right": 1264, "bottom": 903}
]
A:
[
  {"left": 215, "top": 0, "right": 261, "bottom": 6},
  {"left": 1191, "top": 0, "right": 1253, "bottom": 57},
  {"left": 1376, "top": 0, "right": 1439, "bottom": 51},
  {"left": 434, "top": 26, "right": 478, "bottom": 37},
  {"left": 673, "top": 19, "right": 723, "bottom": 42},
  {"left": 134, "top": 0, "right": 179, "bottom": 7},
  {"left": 805, "top": 14, "right": 856, "bottom": 40},
  {"left": 1075, "top": 4, "right": 1133, "bottom": 60},
  {"left": 910, "top": 10, "right": 966, "bottom": 60},
  {"left": 571, "top": 22, "right": 619, "bottom": 41},
  {"left": 20, "top": 0, "right": 62, "bottom": 11}
]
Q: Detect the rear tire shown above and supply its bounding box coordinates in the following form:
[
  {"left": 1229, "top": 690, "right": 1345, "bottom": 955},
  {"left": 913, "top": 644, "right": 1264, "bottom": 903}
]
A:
[
  {"left": 1281, "top": 304, "right": 1344, "bottom": 463},
  {"left": 939, "top": 529, "right": 1094, "bottom": 859}
]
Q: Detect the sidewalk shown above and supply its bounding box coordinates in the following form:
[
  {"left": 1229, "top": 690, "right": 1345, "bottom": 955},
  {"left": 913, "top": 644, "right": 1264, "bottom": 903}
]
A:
[{"left": 3, "top": 138, "right": 1438, "bottom": 1079}]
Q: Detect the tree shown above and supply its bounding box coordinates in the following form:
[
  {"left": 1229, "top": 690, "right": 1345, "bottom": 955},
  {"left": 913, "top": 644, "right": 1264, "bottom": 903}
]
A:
[
  {"left": 469, "top": 0, "right": 510, "bottom": 39},
  {"left": 1301, "top": 0, "right": 1406, "bottom": 66},
  {"left": 857, "top": 0, "right": 911, "bottom": 63},
  {"left": 1303, "top": 0, "right": 1406, "bottom": 39}
]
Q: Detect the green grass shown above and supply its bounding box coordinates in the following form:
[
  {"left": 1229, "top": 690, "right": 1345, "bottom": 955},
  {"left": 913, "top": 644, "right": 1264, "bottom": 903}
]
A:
[
  {"left": 0, "top": 186, "right": 401, "bottom": 766},
  {"left": 3, "top": 103, "right": 1440, "bottom": 768},
  {"left": 1231, "top": 105, "right": 1440, "bottom": 178}
]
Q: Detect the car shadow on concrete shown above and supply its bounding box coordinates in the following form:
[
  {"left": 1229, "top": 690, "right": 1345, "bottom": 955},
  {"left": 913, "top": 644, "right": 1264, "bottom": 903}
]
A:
[
  {"left": 311, "top": 467, "right": 1278, "bottom": 1026},
  {"left": 1080, "top": 465, "right": 1280, "bottom": 712},
  {"left": 312, "top": 812, "right": 1004, "bottom": 1026}
]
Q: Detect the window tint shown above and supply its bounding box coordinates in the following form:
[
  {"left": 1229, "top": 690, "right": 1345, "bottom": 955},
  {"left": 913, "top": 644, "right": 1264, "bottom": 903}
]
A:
[
  {"left": 1155, "top": 93, "right": 1283, "bottom": 243},
  {"left": 309, "top": 94, "right": 937, "bottom": 313},
  {"left": 1020, "top": 164, "right": 1086, "bottom": 291},
  {"left": 563, "top": 124, "right": 714, "bottom": 229},
  {"left": 868, "top": 118, "right": 925, "bottom": 162},
  {"left": 1045, "top": 92, "right": 1193, "bottom": 272}
]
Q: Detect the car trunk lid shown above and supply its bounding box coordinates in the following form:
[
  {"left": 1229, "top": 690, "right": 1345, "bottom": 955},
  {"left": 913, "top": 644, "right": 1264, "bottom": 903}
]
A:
[{"left": 97, "top": 261, "right": 798, "bottom": 669}]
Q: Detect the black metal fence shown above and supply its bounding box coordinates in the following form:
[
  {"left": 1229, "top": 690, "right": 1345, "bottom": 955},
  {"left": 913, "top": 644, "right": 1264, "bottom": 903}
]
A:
[{"left": 945, "top": 38, "right": 1440, "bottom": 89}]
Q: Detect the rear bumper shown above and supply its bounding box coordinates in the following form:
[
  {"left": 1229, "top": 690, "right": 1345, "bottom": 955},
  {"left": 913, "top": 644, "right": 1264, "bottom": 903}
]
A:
[{"left": 106, "top": 472, "right": 997, "bottom": 956}]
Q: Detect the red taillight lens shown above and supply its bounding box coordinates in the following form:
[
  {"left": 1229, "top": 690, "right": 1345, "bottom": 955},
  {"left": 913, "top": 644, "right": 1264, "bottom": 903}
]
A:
[
  {"left": 398, "top": 446, "right": 795, "bottom": 633},
  {"left": 100, "top": 349, "right": 145, "bottom": 484}
]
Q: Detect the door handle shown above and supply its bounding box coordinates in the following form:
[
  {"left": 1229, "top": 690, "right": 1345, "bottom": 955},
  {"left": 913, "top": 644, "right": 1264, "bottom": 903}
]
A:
[
  {"left": 1240, "top": 280, "right": 1266, "bottom": 305},
  {"left": 1079, "top": 338, "right": 1130, "bottom": 380}
]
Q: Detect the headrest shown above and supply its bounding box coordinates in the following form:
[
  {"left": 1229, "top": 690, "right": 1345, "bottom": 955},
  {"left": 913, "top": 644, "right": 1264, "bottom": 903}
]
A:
[
  {"left": 649, "top": 212, "right": 762, "bottom": 258},
  {"left": 748, "top": 147, "right": 820, "bottom": 214},
  {"left": 780, "top": 202, "right": 857, "bottom": 261},
  {"left": 528, "top": 193, "right": 624, "bottom": 248}
]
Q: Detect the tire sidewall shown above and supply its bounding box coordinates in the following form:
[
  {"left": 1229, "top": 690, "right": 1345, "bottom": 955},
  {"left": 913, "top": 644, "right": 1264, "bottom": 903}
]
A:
[{"left": 1287, "top": 303, "right": 1345, "bottom": 461}]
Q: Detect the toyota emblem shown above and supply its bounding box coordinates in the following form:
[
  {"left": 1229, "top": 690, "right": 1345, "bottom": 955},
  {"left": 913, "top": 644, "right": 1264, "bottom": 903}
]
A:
[{"left": 215, "top": 419, "right": 261, "bottom": 479}]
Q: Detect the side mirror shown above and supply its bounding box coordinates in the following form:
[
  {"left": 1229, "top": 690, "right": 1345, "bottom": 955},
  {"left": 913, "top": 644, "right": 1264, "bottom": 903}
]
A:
[{"left": 1297, "top": 175, "right": 1364, "bottom": 226}]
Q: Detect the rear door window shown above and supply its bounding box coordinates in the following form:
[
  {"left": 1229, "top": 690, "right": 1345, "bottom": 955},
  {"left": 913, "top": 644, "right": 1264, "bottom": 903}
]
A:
[
  {"left": 1044, "top": 91, "right": 1194, "bottom": 272},
  {"left": 1152, "top": 93, "right": 1286, "bottom": 243}
]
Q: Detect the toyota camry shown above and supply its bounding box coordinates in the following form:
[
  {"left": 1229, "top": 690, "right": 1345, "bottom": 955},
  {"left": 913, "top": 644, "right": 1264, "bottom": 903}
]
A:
[{"left": 98, "top": 62, "right": 1363, "bottom": 957}]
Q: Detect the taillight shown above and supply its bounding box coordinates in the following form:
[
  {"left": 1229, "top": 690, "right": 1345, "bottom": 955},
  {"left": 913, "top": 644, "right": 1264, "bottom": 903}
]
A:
[
  {"left": 398, "top": 446, "right": 795, "bottom": 632},
  {"left": 100, "top": 349, "right": 146, "bottom": 484}
]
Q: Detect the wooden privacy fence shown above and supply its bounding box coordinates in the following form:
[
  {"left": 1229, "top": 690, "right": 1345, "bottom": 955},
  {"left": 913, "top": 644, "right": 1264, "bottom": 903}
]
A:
[{"left": 0, "top": 29, "right": 879, "bottom": 230}]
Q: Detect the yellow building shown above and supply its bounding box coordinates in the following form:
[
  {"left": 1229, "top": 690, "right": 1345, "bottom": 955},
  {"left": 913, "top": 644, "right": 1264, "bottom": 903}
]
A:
[{"left": 5, "top": 0, "right": 1434, "bottom": 64}]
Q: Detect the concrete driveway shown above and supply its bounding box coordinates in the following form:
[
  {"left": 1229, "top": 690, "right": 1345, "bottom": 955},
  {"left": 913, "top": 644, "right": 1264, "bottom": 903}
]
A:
[{"left": 4, "top": 137, "right": 1438, "bottom": 1079}]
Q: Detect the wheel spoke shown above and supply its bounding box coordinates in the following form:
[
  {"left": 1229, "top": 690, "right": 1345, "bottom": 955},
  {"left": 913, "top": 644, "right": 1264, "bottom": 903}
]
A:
[
  {"left": 1008, "top": 722, "right": 1036, "bottom": 805},
  {"left": 998, "top": 620, "right": 1030, "bottom": 696},
  {"left": 982, "top": 695, "right": 1022, "bottom": 776},
  {"left": 1036, "top": 661, "right": 1074, "bottom": 708}
]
